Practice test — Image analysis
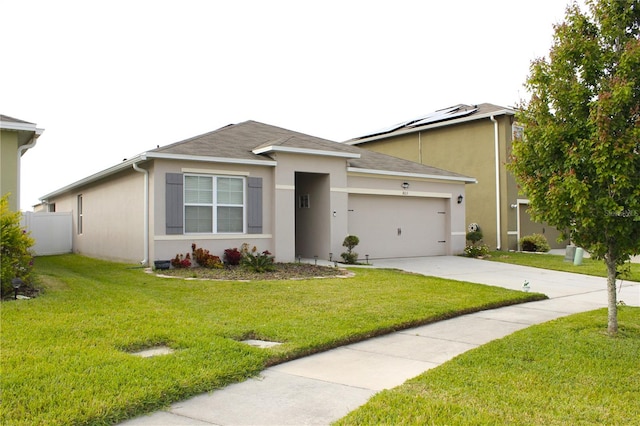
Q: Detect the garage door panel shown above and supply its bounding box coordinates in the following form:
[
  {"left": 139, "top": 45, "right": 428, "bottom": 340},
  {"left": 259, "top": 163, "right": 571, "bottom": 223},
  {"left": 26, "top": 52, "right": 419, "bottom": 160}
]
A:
[{"left": 348, "top": 195, "right": 446, "bottom": 258}]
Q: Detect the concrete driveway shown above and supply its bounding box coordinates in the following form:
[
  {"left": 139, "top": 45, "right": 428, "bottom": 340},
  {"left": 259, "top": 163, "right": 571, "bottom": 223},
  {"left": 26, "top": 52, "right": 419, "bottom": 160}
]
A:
[{"left": 120, "top": 256, "right": 639, "bottom": 426}]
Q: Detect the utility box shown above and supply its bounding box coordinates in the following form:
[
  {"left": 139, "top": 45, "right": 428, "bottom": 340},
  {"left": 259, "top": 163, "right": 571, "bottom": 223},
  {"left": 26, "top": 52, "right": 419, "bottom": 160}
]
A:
[{"left": 564, "top": 245, "right": 576, "bottom": 262}]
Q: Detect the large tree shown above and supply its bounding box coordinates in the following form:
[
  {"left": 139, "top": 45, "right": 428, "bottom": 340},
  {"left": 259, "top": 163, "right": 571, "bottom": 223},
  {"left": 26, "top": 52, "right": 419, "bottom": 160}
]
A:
[{"left": 510, "top": 0, "right": 640, "bottom": 335}]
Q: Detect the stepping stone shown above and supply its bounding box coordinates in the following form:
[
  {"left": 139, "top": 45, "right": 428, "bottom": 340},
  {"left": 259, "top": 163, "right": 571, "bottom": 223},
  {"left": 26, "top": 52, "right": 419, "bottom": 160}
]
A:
[
  {"left": 130, "top": 346, "right": 174, "bottom": 358},
  {"left": 241, "top": 339, "right": 282, "bottom": 348}
]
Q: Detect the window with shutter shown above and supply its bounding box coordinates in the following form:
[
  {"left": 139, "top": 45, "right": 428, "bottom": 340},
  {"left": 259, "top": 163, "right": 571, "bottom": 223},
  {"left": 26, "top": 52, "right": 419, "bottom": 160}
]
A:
[{"left": 165, "top": 173, "right": 263, "bottom": 235}]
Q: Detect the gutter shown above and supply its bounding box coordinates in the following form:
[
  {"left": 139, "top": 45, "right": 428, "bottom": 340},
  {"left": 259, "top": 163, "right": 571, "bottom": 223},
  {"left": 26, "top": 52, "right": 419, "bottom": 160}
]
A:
[
  {"left": 132, "top": 159, "right": 149, "bottom": 266},
  {"left": 490, "top": 115, "right": 502, "bottom": 250},
  {"left": 16, "top": 129, "right": 43, "bottom": 209}
]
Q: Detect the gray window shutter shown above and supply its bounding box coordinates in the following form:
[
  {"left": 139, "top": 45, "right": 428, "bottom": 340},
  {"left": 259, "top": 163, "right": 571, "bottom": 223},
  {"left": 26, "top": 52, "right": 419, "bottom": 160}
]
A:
[
  {"left": 166, "top": 173, "right": 184, "bottom": 234},
  {"left": 247, "top": 177, "right": 263, "bottom": 234}
]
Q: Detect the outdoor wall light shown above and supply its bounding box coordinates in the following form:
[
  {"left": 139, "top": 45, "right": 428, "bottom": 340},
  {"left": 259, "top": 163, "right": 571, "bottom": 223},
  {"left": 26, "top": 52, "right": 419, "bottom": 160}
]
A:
[
  {"left": 11, "top": 278, "right": 23, "bottom": 300},
  {"left": 401, "top": 182, "right": 410, "bottom": 189},
  {"left": 457, "top": 194, "right": 464, "bottom": 204}
]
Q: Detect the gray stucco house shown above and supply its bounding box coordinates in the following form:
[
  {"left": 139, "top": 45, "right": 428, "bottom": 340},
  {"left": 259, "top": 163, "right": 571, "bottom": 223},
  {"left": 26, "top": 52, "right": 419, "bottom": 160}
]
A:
[{"left": 40, "top": 121, "right": 475, "bottom": 264}]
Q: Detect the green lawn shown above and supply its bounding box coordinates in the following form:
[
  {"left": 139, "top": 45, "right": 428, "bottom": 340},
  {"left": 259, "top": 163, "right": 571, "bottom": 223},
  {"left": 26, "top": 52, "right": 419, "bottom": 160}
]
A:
[
  {"left": 0, "top": 255, "right": 543, "bottom": 426},
  {"left": 484, "top": 251, "right": 640, "bottom": 282},
  {"left": 337, "top": 307, "right": 640, "bottom": 425}
]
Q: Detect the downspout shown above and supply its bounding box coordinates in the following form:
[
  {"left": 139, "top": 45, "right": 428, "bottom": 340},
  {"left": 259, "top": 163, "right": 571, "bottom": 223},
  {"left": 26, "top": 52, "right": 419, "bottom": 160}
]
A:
[
  {"left": 132, "top": 159, "right": 149, "bottom": 266},
  {"left": 418, "top": 132, "right": 422, "bottom": 164},
  {"left": 490, "top": 115, "right": 502, "bottom": 250},
  {"left": 16, "top": 134, "right": 40, "bottom": 210}
]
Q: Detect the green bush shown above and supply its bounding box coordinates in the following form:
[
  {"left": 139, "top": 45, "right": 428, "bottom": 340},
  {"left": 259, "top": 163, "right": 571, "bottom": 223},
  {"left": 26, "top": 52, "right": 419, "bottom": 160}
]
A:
[
  {"left": 240, "top": 243, "right": 275, "bottom": 272},
  {"left": 464, "top": 227, "right": 487, "bottom": 258},
  {"left": 341, "top": 235, "right": 359, "bottom": 264},
  {"left": 520, "top": 233, "right": 551, "bottom": 252},
  {"left": 1, "top": 194, "right": 35, "bottom": 297},
  {"left": 466, "top": 230, "right": 483, "bottom": 245}
]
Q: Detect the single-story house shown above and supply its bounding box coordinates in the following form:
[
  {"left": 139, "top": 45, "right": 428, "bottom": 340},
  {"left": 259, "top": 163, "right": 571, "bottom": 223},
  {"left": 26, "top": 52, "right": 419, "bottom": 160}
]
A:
[{"left": 40, "top": 121, "right": 475, "bottom": 264}]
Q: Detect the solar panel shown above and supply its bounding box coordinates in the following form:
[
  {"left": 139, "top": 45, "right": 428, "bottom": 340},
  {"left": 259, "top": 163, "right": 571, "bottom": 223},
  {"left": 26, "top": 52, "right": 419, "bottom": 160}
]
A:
[
  {"left": 355, "top": 105, "right": 478, "bottom": 140},
  {"left": 408, "top": 106, "right": 477, "bottom": 127}
]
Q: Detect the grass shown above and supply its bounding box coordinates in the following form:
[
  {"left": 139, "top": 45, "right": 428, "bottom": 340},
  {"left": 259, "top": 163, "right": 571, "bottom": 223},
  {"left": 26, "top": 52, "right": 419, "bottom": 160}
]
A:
[
  {"left": 485, "top": 251, "right": 640, "bottom": 282},
  {"left": 0, "top": 255, "right": 544, "bottom": 426},
  {"left": 337, "top": 307, "right": 640, "bottom": 425}
]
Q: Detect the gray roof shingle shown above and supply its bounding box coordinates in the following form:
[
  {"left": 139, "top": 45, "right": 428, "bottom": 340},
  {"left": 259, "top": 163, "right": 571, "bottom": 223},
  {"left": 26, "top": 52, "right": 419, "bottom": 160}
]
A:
[
  {"left": 152, "top": 120, "right": 473, "bottom": 181},
  {"left": 0, "top": 114, "right": 35, "bottom": 125}
]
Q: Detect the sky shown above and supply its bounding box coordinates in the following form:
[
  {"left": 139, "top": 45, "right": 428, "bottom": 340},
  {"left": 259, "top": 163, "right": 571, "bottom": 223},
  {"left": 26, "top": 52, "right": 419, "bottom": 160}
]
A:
[{"left": 2, "top": 0, "right": 582, "bottom": 211}]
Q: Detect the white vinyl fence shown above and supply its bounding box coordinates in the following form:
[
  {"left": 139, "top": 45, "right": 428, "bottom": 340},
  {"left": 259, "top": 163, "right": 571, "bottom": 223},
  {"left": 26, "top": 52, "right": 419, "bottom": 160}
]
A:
[{"left": 21, "top": 212, "right": 73, "bottom": 256}]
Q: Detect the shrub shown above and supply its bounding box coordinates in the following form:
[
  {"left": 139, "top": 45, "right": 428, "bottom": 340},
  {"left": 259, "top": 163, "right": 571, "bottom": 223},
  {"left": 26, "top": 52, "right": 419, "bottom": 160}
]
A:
[
  {"left": 520, "top": 233, "right": 551, "bottom": 252},
  {"left": 1, "top": 195, "right": 35, "bottom": 297},
  {"left": 224, "top": 247, "right": 243, "bottom": 266},
  {"left": 192, "top": 244, "right": 223, "bottom": 269},
  {"left": 240, "top": 244, "right": 275, "bottom": 272},
  {"left": 466, "top": 230, "right": 483, "bottom": 245},
  {"left": 171, "top": 253, "right": 191, "bottom": 268},
  {"left": 464, "top": 244, "right": 490, "bottom": 258},
  {"left": 341, "top": 235, "right": 359, "bottom": 264},
  {"left": 464, "top": 226, "right": 487, "bottom": 258}
]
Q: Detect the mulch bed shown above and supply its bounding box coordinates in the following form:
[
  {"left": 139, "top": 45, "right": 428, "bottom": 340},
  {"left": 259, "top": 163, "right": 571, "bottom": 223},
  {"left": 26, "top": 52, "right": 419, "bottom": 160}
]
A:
[{"left": 155, "top": 263, "right": 352, "bottom": 281}]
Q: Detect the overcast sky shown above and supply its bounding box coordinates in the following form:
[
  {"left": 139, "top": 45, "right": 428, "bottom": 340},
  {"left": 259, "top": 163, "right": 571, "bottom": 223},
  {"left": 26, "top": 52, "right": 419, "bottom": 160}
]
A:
[{"left": 3, "top": 0, "right": 581, "bottom": 210}]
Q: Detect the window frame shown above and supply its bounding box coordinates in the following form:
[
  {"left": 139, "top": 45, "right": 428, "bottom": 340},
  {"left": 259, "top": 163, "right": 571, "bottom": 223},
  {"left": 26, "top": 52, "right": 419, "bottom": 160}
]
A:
[
  {"left": 77, "top": 194, "right": 83, "bottom": 235},
  {"left": 183, "top": 174, "right": 246, "bottom": 234}
]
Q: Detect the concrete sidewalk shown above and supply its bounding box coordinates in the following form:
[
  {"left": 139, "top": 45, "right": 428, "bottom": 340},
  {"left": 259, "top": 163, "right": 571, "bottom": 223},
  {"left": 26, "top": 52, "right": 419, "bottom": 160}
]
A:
[{"left": 120, "top": 256, "right": 639, "bottom": 426}]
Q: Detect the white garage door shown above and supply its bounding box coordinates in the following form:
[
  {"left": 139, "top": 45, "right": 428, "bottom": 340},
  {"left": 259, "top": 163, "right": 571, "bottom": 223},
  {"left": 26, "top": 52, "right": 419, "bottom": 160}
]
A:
[{"left": 347, "top": 195, "right": 447, "bottom": 259}]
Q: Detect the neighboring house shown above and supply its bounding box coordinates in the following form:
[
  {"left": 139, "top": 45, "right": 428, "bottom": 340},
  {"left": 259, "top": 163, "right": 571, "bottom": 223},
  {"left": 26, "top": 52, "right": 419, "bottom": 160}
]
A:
[
  {"left": 40, "top": 121, "right": 475, "bottom": 264},
  {"left": 0, "top": 115, "right": 44, "bottom": 211},
  {"left": 346, "top": 103, "right": 568, "bottom": 251}
]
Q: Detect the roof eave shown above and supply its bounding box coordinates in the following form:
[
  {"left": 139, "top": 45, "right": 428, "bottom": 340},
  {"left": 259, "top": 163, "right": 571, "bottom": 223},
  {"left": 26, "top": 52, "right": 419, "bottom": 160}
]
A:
[
  {"left": 253, "top": 145, "right": 360, "bottom": 159},
  {"left": 347, "top": 167, "right": 477, "bottom": 184},
  {"left": 40, "top": 152, "right": 277, "bottom": 201},
  {"left": 40, "top": 156, "right": 147, "bottom": 201},
  {"left": 346, "top": 108, "right": 516, "bottom": 145},
  {"left": 146, "top": 151, "right": 277, "bottom": 166}
]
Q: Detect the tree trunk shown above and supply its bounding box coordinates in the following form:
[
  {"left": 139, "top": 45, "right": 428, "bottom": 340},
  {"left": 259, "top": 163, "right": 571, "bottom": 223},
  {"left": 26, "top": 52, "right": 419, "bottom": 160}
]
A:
[{"left": 604, "top": 252, "right": 618, "bottom": 336}]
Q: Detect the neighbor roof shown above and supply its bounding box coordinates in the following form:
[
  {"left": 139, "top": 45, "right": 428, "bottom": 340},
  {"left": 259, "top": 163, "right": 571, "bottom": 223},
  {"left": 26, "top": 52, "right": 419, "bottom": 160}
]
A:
[
  {"left": 0, "top": 114, "right": 44, "bottom": 146},
  {"left": 0, "top": 114, "right": 35, "bottom": 126},
  {"left": 346, "top": 103, "right": 515, "bottom": 145}
]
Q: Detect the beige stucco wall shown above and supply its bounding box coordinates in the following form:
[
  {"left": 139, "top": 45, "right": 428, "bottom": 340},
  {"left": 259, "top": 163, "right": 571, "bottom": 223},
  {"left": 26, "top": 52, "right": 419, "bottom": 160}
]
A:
[
  {"left": 46, "top": 168, "right": 145, "bottom": 263},
  {"left": 358, "top": 116, "right": 521, "bottom": 251},
  {"left": 1, "top": 130, "right": 19, "bottom": 210},
  {"left": 151, "top": 159, "right": 276, "bottom": 262},
  {"left": 272, "top": 152, "right": 349, "bottom": 261}
]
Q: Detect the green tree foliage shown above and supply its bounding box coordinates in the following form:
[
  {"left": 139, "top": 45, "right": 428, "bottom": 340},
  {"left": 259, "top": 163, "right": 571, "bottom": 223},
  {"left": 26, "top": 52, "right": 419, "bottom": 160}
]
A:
[
  {"left": 1, "top": 194, "right": 35, "bottom": 297},
  {"left": 510, "top": 0, "right": 640, "bottom": 335}
]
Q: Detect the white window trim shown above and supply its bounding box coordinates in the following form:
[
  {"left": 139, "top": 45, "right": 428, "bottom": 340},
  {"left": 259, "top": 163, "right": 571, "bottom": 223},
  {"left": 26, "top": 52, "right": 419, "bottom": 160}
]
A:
[{"left": 183, "top": 173, "right": 246, "bottom": 234}]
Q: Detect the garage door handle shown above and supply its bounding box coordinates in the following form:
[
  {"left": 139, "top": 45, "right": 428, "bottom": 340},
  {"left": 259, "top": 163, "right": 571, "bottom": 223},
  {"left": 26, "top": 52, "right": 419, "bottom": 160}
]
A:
[{"left": 438, "top": 240, "right": 446, "bottom": 243}]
